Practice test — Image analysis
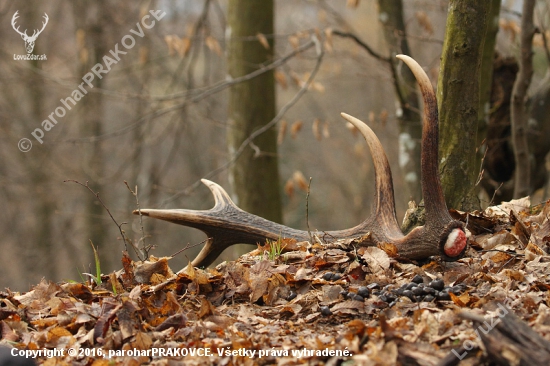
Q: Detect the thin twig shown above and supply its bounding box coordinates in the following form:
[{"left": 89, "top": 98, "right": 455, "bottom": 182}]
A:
[
  {"left": 306, "top": 177, "right": 313, "bottom": 244},
  {"left": 475, "top": 139, "right": 488, "bottom": 186},
  {"left": 65, "top": 180, "right": 142, "bottom": 259},
  {"left": 489, "top": 182, "right": 504, "bottom": 207},
  {"left": 332, "top": 30, "right": 390, "bottom": 62},
  {"left": 169, "top": 238, "right": 210, "bottom": 259},
  {"left": 124, "top": 181, "right": 149, "bottom": 260}
]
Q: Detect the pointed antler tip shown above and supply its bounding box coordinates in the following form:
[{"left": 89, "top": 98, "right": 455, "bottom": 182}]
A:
[{"left": 340, "top": 112, "right": 365, "bottom": 130}]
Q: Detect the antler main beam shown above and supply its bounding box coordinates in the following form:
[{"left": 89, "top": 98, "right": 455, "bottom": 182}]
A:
[{"left": 135, "top": 55, "right": 467, "bottom": 267}]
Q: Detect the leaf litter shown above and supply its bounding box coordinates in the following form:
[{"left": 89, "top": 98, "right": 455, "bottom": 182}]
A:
[{"left": 1, "top": 199, "right": 550, "bottom": 365}]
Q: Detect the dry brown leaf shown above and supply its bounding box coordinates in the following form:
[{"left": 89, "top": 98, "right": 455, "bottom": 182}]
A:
[
  {"left": 293, "top": 170, "right": 308, "bottom": 191},
  {"left": 324, "top": 28, "right": 333, "bottom": 52},
  {"left": 312, "top": 118, "right": 321, "bottom": 140},
  {"left": 134, "top": 257, "right": 172, "bottom": 284},
  {"left": 361, "top": 247, "right": 391, "bottom": 271},
  {"left": 525, "top": 242, "right": 545, "bottom": 261},
  {"left": 331, "top": 300, "right": 364, "bottom": 314},
  {"left": 311, "top": 82, "right": 325, "bottom": 92},
  {"left": 290, "top": 120, "right": 303, "bottom": 139},
  {"left": 377, "top": 242, "right": 399, "bottom": 258},
  {"left": 205, "top": 36, "right": 222, "bottom": 56},
  {"left": 490, "top": 251, "right": 512, "bottom": 263},
  {"left": 368, "top": 111, "right": 375, "bottom": 124},
  {"left": 323, "top": 122, "right": 330, "bottom": 138},
  {"left": 256, "top": 32, "right": 270, "bottom": 49},
  {"left": 280, "top": 303, "right": 302, "bottom": 316},
  {"left": 274, "top": 70, "right": 288, "bottom": 89},
  {"left": 415, "top": 11, "right": 434, "bottom": 34},
  {"left": 380, "top": 109, "right": 388, "bottom": 125},
  {"left": 288, "top": 35, "right": 300, "bottom": 49},
  {"left": 346, "top": 121, "right": 358, "bottom": 136},
  {"left": 284, "top": 178, "right": 294, "bottom": 198},
  {"left": 277, "top": 119, "right": 287, "bottom": 145},
  {"left": 198, "top": 298, "right": 216, "bottom": 318}
]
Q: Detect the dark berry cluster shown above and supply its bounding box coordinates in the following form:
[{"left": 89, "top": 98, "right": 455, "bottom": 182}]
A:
[
  {"left": 318, "top": 273, "right": 466, "bottom": 315},
  {"left": 375, "top": 275, "right": 466, "bottom": 305}
]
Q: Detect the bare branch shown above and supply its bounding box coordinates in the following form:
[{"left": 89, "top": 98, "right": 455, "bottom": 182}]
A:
[
  {"left": 332, "top": 30, "right": 390, "bottom": 62},
  {"left": 65, "top": 180, "right": 142, "bottom": 259},
  {"left": 306, "top": 177, "right": 313, "bottom": 244},
  {"left": 63, "top": 39, "right": 317, "bottom": 144},
  {"left": 511, "top": 0, "right": 536, "bottom": 198}
]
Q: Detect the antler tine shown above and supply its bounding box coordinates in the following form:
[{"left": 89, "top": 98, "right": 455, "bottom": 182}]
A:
[
  {"left": 395, "top": 54, "right": 451, "bottom": 225},
  {"left": 340, "top": 113, "right": 401, "bottom": 238},
  {"left": 136, "top": 179, "right": 309, "bottom": 267},
  {"left": 395, "top": 54, "right": 467, "bottom": 258}
]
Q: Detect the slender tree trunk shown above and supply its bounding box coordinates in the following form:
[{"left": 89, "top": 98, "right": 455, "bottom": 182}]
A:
[
  {"left": 227, "top": 0, "right": 282, "bottom": 225},
  {"left": 24, "top": 9, "right": 57, "bottom": 280},
  {"left": 73, "top": 1, "right": 109, "bottom": 268},
  {"left": 437, "top": 0, "right": 490, "bottom": 211},
  {"left": 477, "top": 0, "right": 501, "bottom": 173},
  {"left": 377, "top": 0, "right": 422, "bottom": 202},
  {"left": 511, "top": 0, "right": 536, "bottom": 198}
]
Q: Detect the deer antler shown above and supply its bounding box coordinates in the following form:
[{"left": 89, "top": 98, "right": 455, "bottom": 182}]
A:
[{"left": 135, "top": 55, "right": 467, "bottom": 267}]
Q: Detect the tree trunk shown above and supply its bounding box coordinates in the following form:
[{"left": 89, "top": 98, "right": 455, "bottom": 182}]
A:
[
  {"left": 377, "top": 0, "right": 422, "bottom": 202},
  {"left": 437, "top": 0, "right": 489, "bottom": 211},
  {"left": 477, "top": 0, "right": 501, "bottom": 180},
  {"left": 511, "top": 0, "right": 536, "bottom": 198},
  {"left": 227, "top": 0, "right": 282, "bottom": 227},
  {"left": 73, "top": 1, "right": 110, "bottom": 268},
  {"left": 23, "top": 9, "right": 57, "bottom": 281}
]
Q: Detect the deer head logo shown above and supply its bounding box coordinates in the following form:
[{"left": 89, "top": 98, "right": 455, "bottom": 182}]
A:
[{"left": 11, "top": 11, "right": 49, "bottom": 54}]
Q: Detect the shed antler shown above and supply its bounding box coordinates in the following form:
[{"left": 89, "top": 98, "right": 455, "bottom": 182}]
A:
[{"left": 135, "top": 55, "right": 467, "bottom": 267}]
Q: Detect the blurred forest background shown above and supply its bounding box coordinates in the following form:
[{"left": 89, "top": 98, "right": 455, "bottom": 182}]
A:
[{"left": 0, "top": 0, "right": 549, "bottom": 291}]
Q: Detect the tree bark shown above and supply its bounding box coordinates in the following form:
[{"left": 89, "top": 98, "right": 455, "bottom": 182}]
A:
[
  {"left": 511, "top": 0, "right": 536, "bottom": 198},
  {"left": 377, "top": 0, "right": 422, "bottom": 202},
  {"left": 22, "top": 9, "right": 57, "bottom": 281},
  {"left": 73, "top": 0, "right": 110, "bottom": 268},
  {"left": 477, "top": 0, "right": 501, "bottom": 176},
  {"left": 437, "top": 0, "right": 489, "bottom": 211},
  {"left": 227, "top": 0, "right": 282, "bottom": 226}
]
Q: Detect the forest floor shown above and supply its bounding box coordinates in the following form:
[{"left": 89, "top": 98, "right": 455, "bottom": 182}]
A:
[{"left": 2, "top": 197, "right": 550, "bottom": 365}]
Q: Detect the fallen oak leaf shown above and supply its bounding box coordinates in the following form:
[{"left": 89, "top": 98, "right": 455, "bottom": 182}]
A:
[
  {"left": 93, "top": 298, "right": 122, "bottom": 342},
  {"left": 155, "top": 313, "right": 187, "bottom": 332},
  {"left": 361, "top": 247, "right": 391, "bottom": 271}
]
